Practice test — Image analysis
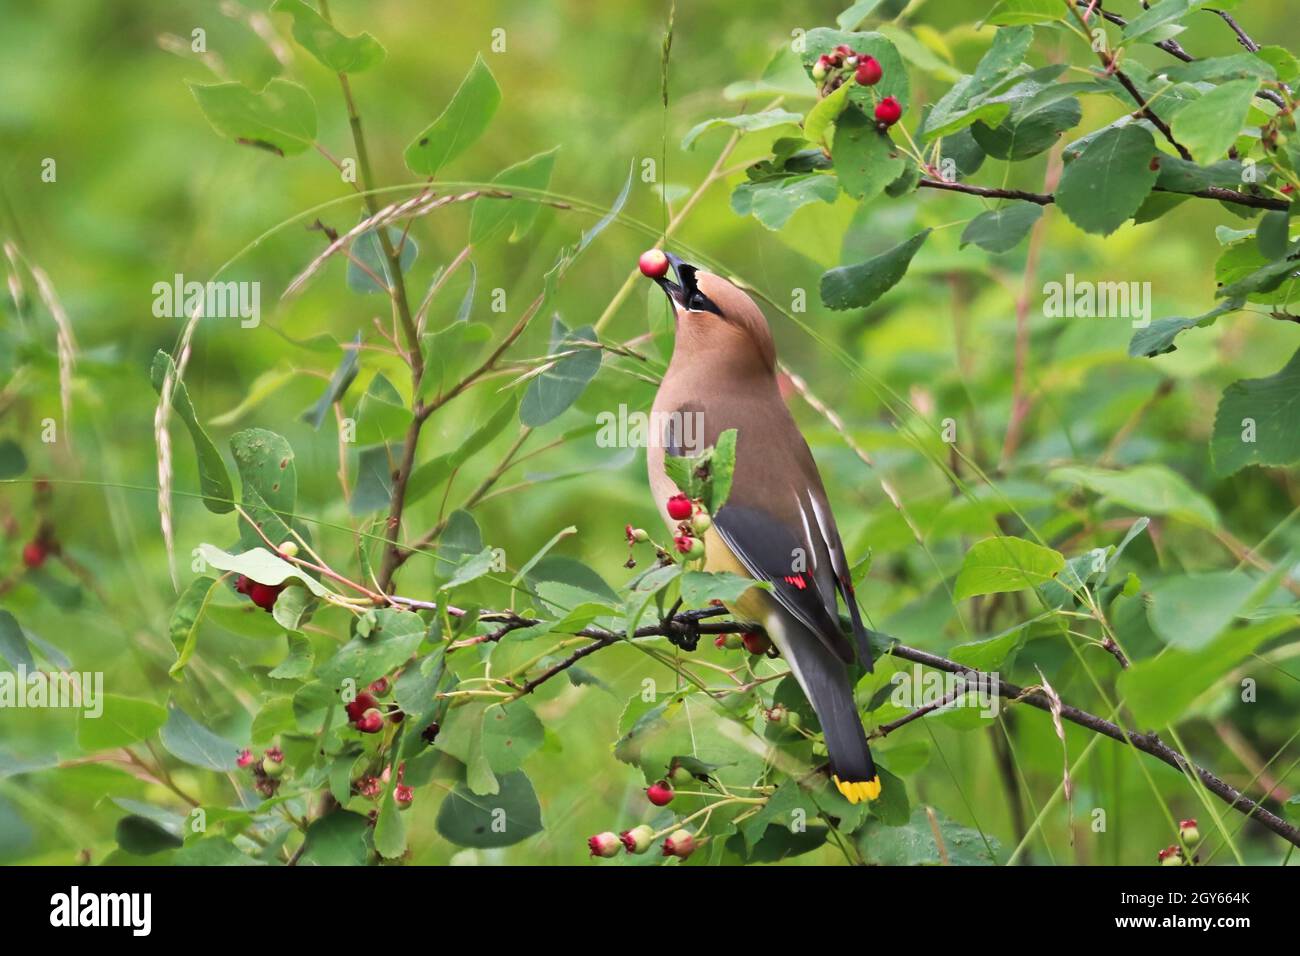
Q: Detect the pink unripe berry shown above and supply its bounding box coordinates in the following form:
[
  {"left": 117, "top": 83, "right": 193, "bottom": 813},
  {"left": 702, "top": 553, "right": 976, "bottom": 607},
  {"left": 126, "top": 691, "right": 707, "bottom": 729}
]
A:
[
  {"left": 662, "top": 829, "right": 696, "bottom": 859},
  {"left": 588, "top": 831, "right": 622, "bottom": 858}
]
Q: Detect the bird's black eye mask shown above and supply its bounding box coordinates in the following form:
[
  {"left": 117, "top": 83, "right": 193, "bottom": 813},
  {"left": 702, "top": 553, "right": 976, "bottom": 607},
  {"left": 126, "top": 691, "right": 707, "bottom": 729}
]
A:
[{"left": 657, "top": 255, "right": 723, "bottom": 316}]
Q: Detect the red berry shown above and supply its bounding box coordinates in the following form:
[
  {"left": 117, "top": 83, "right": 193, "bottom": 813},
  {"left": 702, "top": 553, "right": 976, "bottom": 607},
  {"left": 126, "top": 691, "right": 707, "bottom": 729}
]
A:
[
  {"left": 345, "top": 691, "right": 378, "bottom": 722},
  {"left": 1284, "top": 183, "right": 1296, "bottom": 195},
  {"left": 369, "top": 677, "right": 390, "bottom": 696},
  {"left": 646, "top": 780, "right": 675, "bottom": 806},
  {"left": 855, "top": 56, "right": 882, "bottom": 86},
  {"left": 742, "top": 632, "right": 773, "bottom": 656},
  {"left": 248, "top": 581, "right": 284, "bottom": 612},
  {"left": 666, "top": 493, "right": 693, "bottom": 521},
  {"left": 21, "top": 541, "right": 46, "bottom": 569},
  {"left": 234, "top": 574, "right": 253, "bottom": 595},
  {"left": 355, "top": 708, "right": 384, "bottom": 734},
  {"left": 236, "top": 748, "right": 256, "bottom": 769},
  {"left": 834, "top": 44, "right": 855, "bottom": 58},
  {"left": 389, "top": 710, "right": 404, "bottom": 724},
  {"left": 638, "top": 249, "right": 670, "bottom": 278},
  {"left": 875, "top": 96, "right": 903, "bottom": 126},
  {"left": 1149, "top": 156, "right": 1161, "bottom": 171}
]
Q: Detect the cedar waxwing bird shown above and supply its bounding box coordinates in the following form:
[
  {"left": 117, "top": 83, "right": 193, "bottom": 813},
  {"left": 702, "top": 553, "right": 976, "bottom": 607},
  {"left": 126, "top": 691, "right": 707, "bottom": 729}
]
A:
[{"left": 642, "top": 250, "right": 880, "bottom": 804}]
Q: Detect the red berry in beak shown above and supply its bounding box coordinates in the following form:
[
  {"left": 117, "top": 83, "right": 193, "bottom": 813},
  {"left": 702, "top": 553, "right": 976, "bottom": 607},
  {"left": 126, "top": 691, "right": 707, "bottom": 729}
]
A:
[
  {"left": 638, "top": 249, "right": 670, "bottom": 278},
  {"left": 646, "top": 780, "right": 675, "bottom": 806},
  {"left": 875, "top": 96, "right": 903, "bottom": 126},
  {"left": 855, "top": 56, "right": 882, "bottom": 86},
  {"left": 21, "top": 541, "right": 46, "bottom": 569}
]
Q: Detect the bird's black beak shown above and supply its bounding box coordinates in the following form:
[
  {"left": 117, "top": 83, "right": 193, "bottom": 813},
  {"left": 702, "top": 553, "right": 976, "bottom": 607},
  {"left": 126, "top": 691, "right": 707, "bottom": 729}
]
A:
[{"left": 652, "top": 253, "right": 699, "bottom": 309}]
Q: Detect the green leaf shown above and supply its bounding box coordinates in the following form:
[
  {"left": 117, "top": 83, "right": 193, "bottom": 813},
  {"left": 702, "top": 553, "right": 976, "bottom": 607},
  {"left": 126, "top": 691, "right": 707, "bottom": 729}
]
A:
[
  {"left": 1048, "top": 465, "right": 1219, "bottom": 529},
  {"left": 710, "top": 428, "right": 738, "bottom": 510},
  {"left": 435, "top": 770, "right": 544, "bottom": 848},
  {"left": 1212, "top": 346, "right": 1300, "bottom": 475},
  {"left": 1118, "top": 615, "right": 1296, "bottom": 726},
  {"left": 1171, "top": 78, "right": 1260, "bottom": 165},
  {"left": 300, "top": 810, "right": 371, "bottom": 865},
  {"left": 230, "top": 428, "right": 297, "bottom": 549},
  {"left": 1258, "top": 209, "right": 1293, "bottom": 261},
  {"left": 731, "top": 174, "right": 839, "bottom": 230},
  {"left": 682, "top": 109, "right": 802, "bottom": 149},
  {"left": 1146, "top": 571, "right": 1260, "bottom": 651},
  {"left": 469, "top": 148, "right": 559, "bottom": 244},
  {"left": 271, "top": 0, "right": 385, "bottom": 72},
  {"left": 960, "top": 203, "right": 1043, "bottom": 253},
  {"left": 858, "top": 806, "right": 998, "bottom": 864},
  {"left": 954, "top": 536, "right": 1065, "bottom": 600},
  {"left": 197, "top": 544, "right": 329, "bottom": 597},
  {"left": 302, "top": 334, "right": 361, "bottom": 429},
  {"left": 189, "top": 79, "right": 317, "bottom": 156},
  {"left": 347, "top": 225, "right": 418, "bottom": 295},
  {"left": 519, "top": 318, "right": 601, "bottom": 426},
  {"left": 269, "top": 633, "right": 315, "bottom": 680},
  {"left": 837, "top": 0, "right": 888, "bottom": 30},
  {"left": 832, "top": 111, "right": 906, "bottom": 201},
  {"left": 373, "top": 783, "right": 408, "bottom": 859},
  {"left": 116, "top": 815, "right": 183, "bottom": 856},
  {"left": 679, "top": 570, "right": 765, "bottom": 607},
  {"left": 168, "top": 575, "right": 220, "bottom": 677},
  {"left": 1122, "top": 0, "right": 1192, "bottom": 44},
  {"left": 404, "top": 55, "right": 501, "bottom": 175},
  {"left": 804, "top": 82, "right": 853, "bottom": 148},
  {"left": 971, "top": 81, "right": 1081, "bottom": 160},
  {"left": 0, "top": 610, "right": 35, "bottom": 670},
  {"left": 820, "top": 229, "right": 931, "bottom": 310},
  {"left": 316, "top": 608, "right": 426, "bottom": 687},
  {"left": 159, "top": 703, "right": 241, "bottom": 771},
  {"left": 1127, "top": 300, "right": 1240, "bottom": 358},
  {"left": 983, "top": 0, "right": 1062, "bottom": 27},
  {"left": 151, "top": 351, "right": 235, "bottom": 514},
  {"left": 481, "top": 702, "right": 544, "bottom": 772},
  {"left": 1160, "top": 54, "right": 1277, "bottom": 85},
  {"left": 78, "top": 695, "right": 167, "bottom": 752},
  {"left": 0, "top": 439, "right": 27, "bottom": 479},
  {"left": 1055, "top": 124, "right": 1159, "bottom": 236},
  {"left": 349, "top": 442, "right": 399, "bottom": 515}
]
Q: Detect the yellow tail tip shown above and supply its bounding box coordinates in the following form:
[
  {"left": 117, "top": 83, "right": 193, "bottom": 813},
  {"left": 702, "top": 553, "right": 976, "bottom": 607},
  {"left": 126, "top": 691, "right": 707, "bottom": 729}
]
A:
[{"left": 833, "top": 774, "right": 882, "bottom": 804}]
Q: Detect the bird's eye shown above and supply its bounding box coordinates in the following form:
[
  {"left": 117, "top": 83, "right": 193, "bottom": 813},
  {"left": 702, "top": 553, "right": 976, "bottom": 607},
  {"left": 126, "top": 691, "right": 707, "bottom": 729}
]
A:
[{"left": 688, "top": 291, "right": 709, "bottom": 311}]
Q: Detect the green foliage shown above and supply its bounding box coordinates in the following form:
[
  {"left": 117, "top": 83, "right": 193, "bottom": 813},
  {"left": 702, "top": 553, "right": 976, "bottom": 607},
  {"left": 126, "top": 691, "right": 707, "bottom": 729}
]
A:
[{"left": 4, "top": 0, "right": 1299, "bottom": 871}]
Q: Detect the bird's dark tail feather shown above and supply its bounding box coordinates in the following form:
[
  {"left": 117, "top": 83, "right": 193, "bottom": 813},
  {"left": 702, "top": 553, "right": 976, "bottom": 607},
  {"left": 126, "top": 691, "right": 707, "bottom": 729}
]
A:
[{"left": 777, "top": 613, "right": 880, "bottom": 804}]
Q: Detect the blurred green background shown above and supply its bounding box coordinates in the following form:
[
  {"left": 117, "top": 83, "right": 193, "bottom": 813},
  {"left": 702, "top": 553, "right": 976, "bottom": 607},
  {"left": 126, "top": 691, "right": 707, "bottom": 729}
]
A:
[{"left": 1, "top": 0, "right": 1298, "bottom": 865}]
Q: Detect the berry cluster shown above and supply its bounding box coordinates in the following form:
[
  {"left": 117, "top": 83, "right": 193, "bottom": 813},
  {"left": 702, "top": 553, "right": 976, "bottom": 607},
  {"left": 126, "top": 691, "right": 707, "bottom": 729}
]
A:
[
  {"left": 344, "top": 677, "right": 403, "bottom": 734},
  {"left": 586, "top": 771, "right": 700, "bottom": 861},
  {"left": 236, "top": 745, "right": 286, "bottom": 797},
  {"left": 622, "top": 494, "right": 712, "bottom": 570},
  {"left": 812, "top": 44, "right": 903, "bottom": 128},
  {"left": 354, "top": 761, "right": 414, "bottom": 811}
]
